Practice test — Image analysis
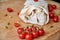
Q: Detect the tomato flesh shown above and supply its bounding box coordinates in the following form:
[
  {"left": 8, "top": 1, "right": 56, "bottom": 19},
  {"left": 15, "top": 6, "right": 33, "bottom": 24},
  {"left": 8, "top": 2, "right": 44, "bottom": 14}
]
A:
[{"left": 14, "top": 23, "right": 20, "bottom": 27}]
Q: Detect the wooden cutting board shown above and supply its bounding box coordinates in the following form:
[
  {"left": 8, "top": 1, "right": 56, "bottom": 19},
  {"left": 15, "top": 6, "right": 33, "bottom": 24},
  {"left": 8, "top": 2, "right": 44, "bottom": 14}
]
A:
[{"left": 0, "top": 0, "right": 60, "bottom": 40}]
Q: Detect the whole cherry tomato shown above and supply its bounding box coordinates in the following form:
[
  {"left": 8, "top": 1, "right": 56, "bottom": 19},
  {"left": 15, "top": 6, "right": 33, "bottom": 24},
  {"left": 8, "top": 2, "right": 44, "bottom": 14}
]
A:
[
  {"left": 7, "top": 8, "right": 13, "bottom": 12},
  {"left": 38, "top": 29, "right": 45, "bottom": 36},
  {"left": 52, "top": 5, "right": 57, "bottom": 9},
  {"left": 31, "top": 27, "right": 36, "bottom": 31},
  {"left": 48, "top": 4, "right": 53, "bottom": 12},
  {"left": 25, "top": 33, "right": 33, "bottom": 40},
  {"left": 25, "top": 27, "right": 31, "bottom": 34},
  {"left": 53, "top": 16, "right": 58, "bottom": 22},
  {"left": 17, "top": 28, "right": 23, "bottom": 34},
  {"left": 32, "top": 31, "right": 39, "bottom": 38},
  {"left": 19, "top": 32, "right": 26, "bottom": 39},
  {"left": 49, "top": 12, "right": 55, "bottom": 19},
  {"left": 31, "top": 25, "right": 36, "bottom": 31}
]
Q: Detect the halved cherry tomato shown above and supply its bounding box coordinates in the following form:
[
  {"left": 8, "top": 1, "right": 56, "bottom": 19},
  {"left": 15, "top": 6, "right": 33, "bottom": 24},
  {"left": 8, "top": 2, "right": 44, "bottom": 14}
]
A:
[{"left": 14, "top": 23, "right": 20, "bottom": 27}]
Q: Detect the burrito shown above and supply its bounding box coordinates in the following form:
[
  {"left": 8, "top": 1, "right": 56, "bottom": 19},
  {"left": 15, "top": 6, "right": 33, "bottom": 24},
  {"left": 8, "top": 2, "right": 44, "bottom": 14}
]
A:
[{"left": 19, "top": 0, "right": 49, "bottom": 26}]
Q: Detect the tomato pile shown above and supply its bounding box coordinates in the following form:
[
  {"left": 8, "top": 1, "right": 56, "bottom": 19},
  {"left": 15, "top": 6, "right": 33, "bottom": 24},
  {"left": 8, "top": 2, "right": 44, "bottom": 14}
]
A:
[
  {"left": 14, "top": 23, "right": 45, "bottom": 40},
  {"left": 48, "top": 4, "right": 59, "bottom": 22},
  {"left": 17, "top": 26, "right": 45, "bottom": 40}
]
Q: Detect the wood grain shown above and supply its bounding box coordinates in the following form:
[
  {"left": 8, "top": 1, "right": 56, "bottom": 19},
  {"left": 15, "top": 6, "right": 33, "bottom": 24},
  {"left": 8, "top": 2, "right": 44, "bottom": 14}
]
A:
[{"left": 0, "top": 0, "right": 60, "bottom": 40}]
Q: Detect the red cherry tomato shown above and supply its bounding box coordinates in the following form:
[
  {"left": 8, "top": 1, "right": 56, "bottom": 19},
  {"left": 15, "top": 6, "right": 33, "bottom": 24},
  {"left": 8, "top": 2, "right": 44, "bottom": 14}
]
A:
[
  {"left": 52, "top": 5, "right": 57, "bottom": 9},
  {"left": 25, "top": 27, "right": 32, "bottom": 34},
  {"left": 25, "top": 29, "right": 31, "bottom": 34},
  {"left": 25, "top": 33, "right": 33, "bottom": 40},
  {"left": 31, "top": 27, "right": 36, "bottom": 31},
  {"left": 53, "top": 16, "right": 58, "bottom": 22},
  {"left": 31, "top": 25, "right": 36, "bottom": 31},
  {"left": 7, "top": 8, "right": 13, "bottom": 12},
  {"left": 19, "top": 32, "right": 25, "bottom": 39},
  {"left": 32, "top": 31, "right": 38, "bottom": 38},
  {"left": 34, "top": 0, "right": 38, "bottom": 2},
  {"left": 49, "top": 12, "right": 55, "bottom": 19},
  {"left": 48, "top": 4, "right": 53, "bottom": 12},
  {"left": 38, "top": 29, "right": 45, "bottom": 36},
  {"left": 17, "top": 28, "right": 23, "bottom": 34},
  {"left": 14, "top": 23, "right": 20, "bottom": 27}
]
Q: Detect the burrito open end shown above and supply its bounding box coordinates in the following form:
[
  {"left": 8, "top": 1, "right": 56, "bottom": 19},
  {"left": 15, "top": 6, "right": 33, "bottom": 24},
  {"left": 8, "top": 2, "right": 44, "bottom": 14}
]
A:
[{"left": 19, "top": 0, "right": 49, "bottom": 26}]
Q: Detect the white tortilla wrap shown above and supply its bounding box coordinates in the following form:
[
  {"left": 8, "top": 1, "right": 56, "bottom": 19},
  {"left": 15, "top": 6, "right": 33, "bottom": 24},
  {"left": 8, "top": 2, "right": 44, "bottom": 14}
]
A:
[{"left": 19, "top": 0, "right": 49, "bottom": 26}]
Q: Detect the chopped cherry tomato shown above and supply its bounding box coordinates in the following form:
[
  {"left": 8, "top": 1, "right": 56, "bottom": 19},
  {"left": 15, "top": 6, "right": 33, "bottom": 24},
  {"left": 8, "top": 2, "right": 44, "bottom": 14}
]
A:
[
  {"left": 19, "top": 32, "right": 25, "bottom": 39},
  {"left": 7, "top": 8, "right": 13, "bottom": 12},
  {"left": 25, "top": 33, "right": 33, "bottom": 40},
  {"left": 52, "top": 5, "right": 57, "bottom": 9},
  {"left": 14, "top": 23, "right": 20, "bottom": 27},
  {"left": 53, "top": 16, "right": 58, "bottom": 22},
  {"left": 34, "top": 0, "right": 38, "bottom": 2},
  {"left": 17, "top": 28, "right": 23, "bottom": 34},
  {"left": 32, "top": 31, "right": 38, "bottom": 38},
  {"left": 38, "top": 29, "right": 45, "bottom": 36},
  {"left": 49, "top": 12, "right": 55, "bottom": 19}
]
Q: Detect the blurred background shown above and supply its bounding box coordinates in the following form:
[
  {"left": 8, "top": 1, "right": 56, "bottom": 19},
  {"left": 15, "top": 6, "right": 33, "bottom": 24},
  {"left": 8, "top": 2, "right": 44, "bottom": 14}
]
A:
[
  {"left": 47, "top": 0, "right": 60, "bottom": 3},
  {"left": 0, "top": 0, "right": 60, "bottom": 3}
]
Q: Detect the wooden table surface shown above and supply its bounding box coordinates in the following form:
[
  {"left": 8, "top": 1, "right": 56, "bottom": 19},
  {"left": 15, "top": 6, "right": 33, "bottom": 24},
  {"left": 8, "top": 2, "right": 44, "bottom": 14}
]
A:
[{"left": 0, "top": 0, "right": 60, "bottom": 40}]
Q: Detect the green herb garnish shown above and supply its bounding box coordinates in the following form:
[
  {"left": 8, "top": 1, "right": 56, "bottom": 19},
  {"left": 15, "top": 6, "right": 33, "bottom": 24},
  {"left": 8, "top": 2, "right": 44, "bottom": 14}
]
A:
[
  {"left": 8, "top": 22, "right": 10, "bottom": 25},
  {"left": 5, "top": 26, "right": 8, "bottom": 29},
  {"left": 50, "top": 26, "right": 54, "bottom": 28},
  {"left": 5, "top": 14, "right": 8, "bottom": 16}
]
